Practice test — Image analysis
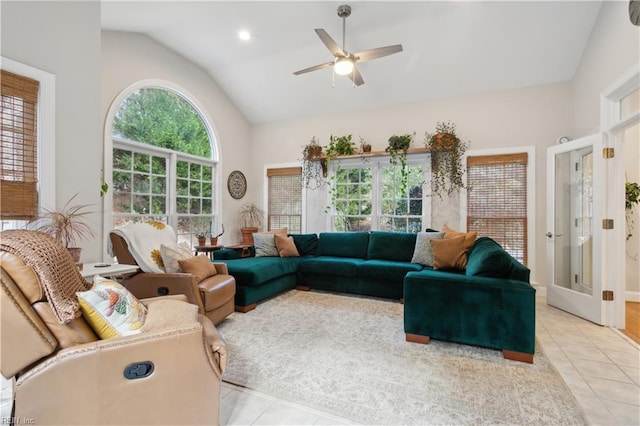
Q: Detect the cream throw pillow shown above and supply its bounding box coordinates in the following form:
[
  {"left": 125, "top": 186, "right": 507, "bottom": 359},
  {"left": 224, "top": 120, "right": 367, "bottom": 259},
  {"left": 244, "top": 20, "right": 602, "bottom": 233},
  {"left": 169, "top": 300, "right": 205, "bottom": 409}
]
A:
[
  {"left": 141, "top": 299, "right": 199, "bottom": 332},
  {"left": 77, "top": 276, "right": 147, "bottom": 339},
  {"left": 253, "top": 233, "right": 279, "bottom": 257},
  {"left": 160, "top": 242, "right": 193, "bottom": 273},
  {"left": 411, "top": 231, "right": 445, "bottom": 266}
]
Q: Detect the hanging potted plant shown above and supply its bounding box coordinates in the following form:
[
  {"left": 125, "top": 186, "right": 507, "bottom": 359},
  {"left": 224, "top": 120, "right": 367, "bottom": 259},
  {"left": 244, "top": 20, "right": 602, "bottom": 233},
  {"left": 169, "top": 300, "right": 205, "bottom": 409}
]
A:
[
  {"left": 239, "top": 203, "right": 264, "bottom": 245},
  {"left": 324, "top": 135, "right": 356, "bottom": 212},
  {"left": 626, "top": 181, "right": 640, "bottom": 240},
  {"left": 386, "top": 133, "right": 414, "bottom": 194},
  {"left": 302, "top": 136, "right": 324, "bottom": 189},
  {"left": 425, "top": 121, "right": 469, "bottom": 198},
  {"left": 29, "top": 193, "right": 95, "bottom": 262}
]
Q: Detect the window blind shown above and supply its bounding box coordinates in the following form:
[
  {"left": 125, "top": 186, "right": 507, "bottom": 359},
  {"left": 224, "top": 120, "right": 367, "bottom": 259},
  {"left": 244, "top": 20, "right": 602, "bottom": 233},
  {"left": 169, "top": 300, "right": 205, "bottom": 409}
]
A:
[
  {"left": 267, "top": 167, "right": 302, "bottom": 233},
  {"left": 1, "top": 70, "right": 39, "bottom": 219},
  {"left": 467, "top": 153, "right": 528, "bottom": 264}
]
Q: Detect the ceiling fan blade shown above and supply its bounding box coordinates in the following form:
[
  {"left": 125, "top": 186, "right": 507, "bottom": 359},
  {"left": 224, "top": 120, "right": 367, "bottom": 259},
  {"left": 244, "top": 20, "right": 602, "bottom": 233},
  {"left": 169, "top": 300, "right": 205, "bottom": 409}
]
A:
[
  {"left": 348, "top": 66, "right": 364, "bottom": 86},
  {"left": 293, "top": 61, "right": 334, "bottom": 75},
  {"left": 354, "top": 44, "right": 403, "bottom": 63},
  {"left": 315, "top": 29, "right": 345, "bottom": 57}
]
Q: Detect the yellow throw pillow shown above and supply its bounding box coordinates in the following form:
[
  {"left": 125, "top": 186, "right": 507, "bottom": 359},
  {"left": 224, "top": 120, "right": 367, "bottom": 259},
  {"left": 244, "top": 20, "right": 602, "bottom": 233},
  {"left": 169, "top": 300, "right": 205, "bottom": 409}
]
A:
[
  {"left": 178, "top": 255, "right": 218, "bottom": 282},
  {"left": 77, "top": 276, "right": 147, "bottom": 339},
  {"left": 431, "top": 235, "right": 475, "bottom": 270},
  {"left": 274, "top": 234, "right": 300, "bottom": 257}
]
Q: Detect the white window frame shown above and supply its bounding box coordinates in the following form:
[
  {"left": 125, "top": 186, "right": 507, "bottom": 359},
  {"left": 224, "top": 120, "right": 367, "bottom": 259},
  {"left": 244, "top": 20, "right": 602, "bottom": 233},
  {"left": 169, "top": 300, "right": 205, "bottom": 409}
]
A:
[
  {"left": 104, "top": 81, "right": 221, "bottom": 260},
  {"left": 327, "top": 153, "right": 430, "bottom": 232},
  {"left": 0, "top": 56, "right": 55, "bottom": 229}
]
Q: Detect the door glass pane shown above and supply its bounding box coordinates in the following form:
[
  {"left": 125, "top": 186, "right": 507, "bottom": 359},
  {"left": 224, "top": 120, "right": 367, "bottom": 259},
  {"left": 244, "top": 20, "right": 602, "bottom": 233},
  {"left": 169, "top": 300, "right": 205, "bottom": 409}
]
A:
[
  {"left": 554, "top": 147, "right": 593, "bottom": 295},
  {"left": 620, "top": 88, "right": 640, "bottom": 120}
]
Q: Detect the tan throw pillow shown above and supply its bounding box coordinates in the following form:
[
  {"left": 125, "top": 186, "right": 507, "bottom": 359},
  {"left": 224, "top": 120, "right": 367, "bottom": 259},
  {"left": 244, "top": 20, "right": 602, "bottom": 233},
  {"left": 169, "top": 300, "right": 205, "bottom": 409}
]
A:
[
  {"left": 141, "top": 299, "right": 199, "bottom": 332},
  {"left": 274, "top": 234, "right": 300, "bottom": 257},
  {"left": 431, "top": 235, "right": 475, "bottom": 270},
  {"left": 178, "top": 255, "right": 218, "bottom": 282},
  {"left": 442, "top": 225, "right": 477, "bottom": 242},
  {"left": 160, "top": 242, "right": 193, "bottom": 273},
  {"left": 262, "top": 228, "right": 288, "bottom": 235}
]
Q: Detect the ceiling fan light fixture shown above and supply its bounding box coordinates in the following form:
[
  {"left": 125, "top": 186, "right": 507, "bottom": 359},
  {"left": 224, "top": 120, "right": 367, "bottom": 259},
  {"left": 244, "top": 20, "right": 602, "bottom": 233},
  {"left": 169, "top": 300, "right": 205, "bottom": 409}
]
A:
[{"left": 334, "top": 57, "right": 354, "bottom": 75}]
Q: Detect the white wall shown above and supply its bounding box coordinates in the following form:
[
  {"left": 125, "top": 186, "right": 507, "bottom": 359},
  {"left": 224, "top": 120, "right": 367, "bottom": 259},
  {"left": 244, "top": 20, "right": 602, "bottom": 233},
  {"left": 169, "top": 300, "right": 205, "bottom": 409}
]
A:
[
  {"left": 251, "top": 82, "right": 574, "bottom": 281},
  {"left": 571, "top": 0, "right": 640, "bottom": 137},
  {"left": 1, "top": 1, "right": 102, "bottom": 262},
  {"left": 101, "top": 31, "right": 252, "bottom": 247}
]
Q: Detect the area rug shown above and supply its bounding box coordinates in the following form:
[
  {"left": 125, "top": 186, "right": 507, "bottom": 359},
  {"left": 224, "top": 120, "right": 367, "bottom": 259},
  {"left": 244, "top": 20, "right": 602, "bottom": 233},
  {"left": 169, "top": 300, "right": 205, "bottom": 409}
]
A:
[{"left": 217, "top": 290, "right": 586, "bottom": 425}]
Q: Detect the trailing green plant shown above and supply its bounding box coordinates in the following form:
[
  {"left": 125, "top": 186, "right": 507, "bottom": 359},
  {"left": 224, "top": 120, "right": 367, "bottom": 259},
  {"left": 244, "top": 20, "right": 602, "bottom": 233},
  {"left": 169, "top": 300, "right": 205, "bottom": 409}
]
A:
[
  {"left": 424, "top": 121, "right": 469, "bottom": 198},
  {"left": 325, "top": 134, "right": 356, "bottom": 159},
  {"left": 301, "top": 136, "right": 324, "bottom": 189},
  {"left": 626, "top": 181, "right": 640, "bottom": 240},
  {"left": 385, "top": 133, "right": 414, "bottom": 194},
  {"left": 100, "top": 169, "right": 109, "bottom": 197}
]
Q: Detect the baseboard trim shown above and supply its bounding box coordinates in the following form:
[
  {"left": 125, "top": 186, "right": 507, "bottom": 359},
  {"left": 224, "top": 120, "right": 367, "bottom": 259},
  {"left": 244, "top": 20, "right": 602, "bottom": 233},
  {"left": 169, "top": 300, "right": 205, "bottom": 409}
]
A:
[{"left": 626, "top": 291, "right": 640, "bottom": 302}]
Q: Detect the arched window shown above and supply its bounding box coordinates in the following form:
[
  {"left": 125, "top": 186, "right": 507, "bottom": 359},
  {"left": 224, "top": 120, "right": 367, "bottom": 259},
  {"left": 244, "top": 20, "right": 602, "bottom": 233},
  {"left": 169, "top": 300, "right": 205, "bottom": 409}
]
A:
[{"left": 109, "top": 86, "right": 219, "bottom": 246}]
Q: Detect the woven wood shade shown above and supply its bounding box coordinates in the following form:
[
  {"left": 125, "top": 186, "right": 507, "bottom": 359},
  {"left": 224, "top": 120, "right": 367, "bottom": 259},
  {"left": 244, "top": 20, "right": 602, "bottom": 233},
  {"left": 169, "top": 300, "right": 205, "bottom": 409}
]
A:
[
  {"left": 267, "top": 167, "right": 302, "bottom": 233},
  {"left": 1, "top": 70, "right": 39, "bottom": 219},
  {"left": 467, "top": 153, "right": 528, "bottom": 265}
]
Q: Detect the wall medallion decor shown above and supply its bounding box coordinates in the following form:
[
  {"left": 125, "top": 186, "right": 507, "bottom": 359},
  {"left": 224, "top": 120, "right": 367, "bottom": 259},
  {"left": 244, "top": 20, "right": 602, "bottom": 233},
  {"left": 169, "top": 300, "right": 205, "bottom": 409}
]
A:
[{"left": 227, "top": 170, "right": 247, "bottom": 199}]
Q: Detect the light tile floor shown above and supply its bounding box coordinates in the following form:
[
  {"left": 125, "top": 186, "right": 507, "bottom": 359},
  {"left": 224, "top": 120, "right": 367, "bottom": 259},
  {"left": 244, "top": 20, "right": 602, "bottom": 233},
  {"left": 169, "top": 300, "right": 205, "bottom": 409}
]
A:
[{"left": 2, "top": 295, "right": 639, "bottom": 425}]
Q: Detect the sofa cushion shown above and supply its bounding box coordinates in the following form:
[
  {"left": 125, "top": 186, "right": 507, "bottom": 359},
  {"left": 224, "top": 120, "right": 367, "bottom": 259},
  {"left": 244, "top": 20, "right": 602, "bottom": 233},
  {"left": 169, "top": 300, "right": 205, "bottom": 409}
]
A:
[
  {"left": 178, "top": 255, "right": 218, "bottom": 282},
  {"left": 411, "top": 231, "right": 445, "bottom": 266},
  {"left": 159, "top": 242, "right": 193, "bottom": 273},
  {"left": 76, "top": 276, "right": 147, "bottom": 339},
  {"left": 253, "top": 233, "right": 279, "bottom": 257},
  {"left": 275, "top": 234, "right": 300, "bottom": 257},
  {"left": 289, "top": 233, "right": 319, "bottom": 256},
  {"left": 222, "top": 257, "right": 303, "bottom": 287},
  {"left": 358, "top": 259, "right": 423, "bottom": 282},
  {"left": 367, "top": 231, "right": 417, "bottom": 262},
  {"left": 431, "top": 236, "right": 475, "bottom": 271},
  {"left": 299, "top": 256, "right": 365, "bottom": 277},
  {"left": 466, "top": 237, "right": 530, "bottom": 282},
  {"left": 316, "top": 232, "right": 369, "bottom": 259}
]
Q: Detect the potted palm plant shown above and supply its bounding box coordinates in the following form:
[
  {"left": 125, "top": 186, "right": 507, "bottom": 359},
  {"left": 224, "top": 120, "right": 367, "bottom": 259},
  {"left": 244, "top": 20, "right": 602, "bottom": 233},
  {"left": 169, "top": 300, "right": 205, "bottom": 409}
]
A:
[
  {"left": 425, "top": 121, "right": 469, "bottom": 197},
  {"left": 29, "top": 193, "right": 95, "bottom": 262},
  {"left": 239, "top": 203, "right": 264, "bottom": 245}
]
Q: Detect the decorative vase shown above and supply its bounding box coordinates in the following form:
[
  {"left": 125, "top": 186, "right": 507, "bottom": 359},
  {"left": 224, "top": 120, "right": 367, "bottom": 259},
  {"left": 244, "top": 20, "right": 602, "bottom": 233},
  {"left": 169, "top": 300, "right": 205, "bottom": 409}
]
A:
[
  {"left": 362, "top": 144, "right": 372, "bottom": 153},
  {"left": 197, "top": 238, "right": 206, "bottom": 246},
  {"left": 210, "top": 237, "right": 218, "bottom": 246},
  {"left": 240, "top": 227, "right": 258, "bottom": 245}
]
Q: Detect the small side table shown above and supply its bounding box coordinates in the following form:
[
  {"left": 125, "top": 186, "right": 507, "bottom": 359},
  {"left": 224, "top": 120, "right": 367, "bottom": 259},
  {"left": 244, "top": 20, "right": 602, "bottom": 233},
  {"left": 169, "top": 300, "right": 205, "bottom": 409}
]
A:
[
  {"left": 226, "top": 244, "right": 253, "bottom": 258},
  {"left": 194, "top": 245, "right": 224, "bottom": 261},
  {"left": 81, "top": 263, "right": 139, "bottom": 283}
]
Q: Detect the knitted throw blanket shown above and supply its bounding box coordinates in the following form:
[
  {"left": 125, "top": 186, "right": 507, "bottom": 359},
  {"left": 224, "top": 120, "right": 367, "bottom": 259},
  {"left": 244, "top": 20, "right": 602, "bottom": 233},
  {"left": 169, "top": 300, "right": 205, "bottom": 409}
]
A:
[{"left": 0, "top": 230, "right": 89, "bottom": 323}]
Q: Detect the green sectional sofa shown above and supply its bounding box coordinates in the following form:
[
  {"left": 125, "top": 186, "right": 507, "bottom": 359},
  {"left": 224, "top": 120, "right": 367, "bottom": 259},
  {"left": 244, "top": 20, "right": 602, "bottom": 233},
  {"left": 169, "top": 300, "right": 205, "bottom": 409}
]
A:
[{"left": 214, "top": 232, "right": 535, "bottom": 362}]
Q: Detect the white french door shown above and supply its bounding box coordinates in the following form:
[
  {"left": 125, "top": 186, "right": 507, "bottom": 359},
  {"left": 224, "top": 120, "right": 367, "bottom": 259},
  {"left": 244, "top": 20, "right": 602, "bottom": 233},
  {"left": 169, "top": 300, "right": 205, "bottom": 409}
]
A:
[{"left": 546, "top": 134, "right": 605, "bottom": 324}]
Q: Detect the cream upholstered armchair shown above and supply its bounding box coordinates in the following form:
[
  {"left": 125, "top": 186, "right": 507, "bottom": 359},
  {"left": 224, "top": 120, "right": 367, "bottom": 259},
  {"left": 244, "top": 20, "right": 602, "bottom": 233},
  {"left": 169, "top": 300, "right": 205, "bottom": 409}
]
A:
[
  {"left": 109, "top": 222, "right": 235, "bottom": 325},
  {"left": 0, "top": 230, "right": 227, "bottom": 425}
]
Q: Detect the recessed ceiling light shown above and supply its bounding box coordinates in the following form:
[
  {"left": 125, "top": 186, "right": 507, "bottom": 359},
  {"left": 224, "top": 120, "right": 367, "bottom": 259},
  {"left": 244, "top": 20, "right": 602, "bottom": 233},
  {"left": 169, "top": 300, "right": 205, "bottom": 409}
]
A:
[{"left": 238, "top": 30, "right": 251, "bottom": 41}]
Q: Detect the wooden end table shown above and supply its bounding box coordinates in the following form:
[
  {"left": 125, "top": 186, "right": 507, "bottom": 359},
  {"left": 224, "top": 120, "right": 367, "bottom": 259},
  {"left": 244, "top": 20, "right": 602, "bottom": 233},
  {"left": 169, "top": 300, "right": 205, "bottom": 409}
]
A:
[{"left": 194, "top": 245, "right": 224, "bottom": 261}]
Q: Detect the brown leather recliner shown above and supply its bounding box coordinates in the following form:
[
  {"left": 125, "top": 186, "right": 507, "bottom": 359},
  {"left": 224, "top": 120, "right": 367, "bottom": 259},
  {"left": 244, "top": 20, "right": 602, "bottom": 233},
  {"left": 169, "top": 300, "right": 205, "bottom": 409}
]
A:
[
  {"left": 110, "top": 232, "right": 235, "bottom": 325},
  {"left": 0, "top": 248, "right": 227, "bottom": 425}
]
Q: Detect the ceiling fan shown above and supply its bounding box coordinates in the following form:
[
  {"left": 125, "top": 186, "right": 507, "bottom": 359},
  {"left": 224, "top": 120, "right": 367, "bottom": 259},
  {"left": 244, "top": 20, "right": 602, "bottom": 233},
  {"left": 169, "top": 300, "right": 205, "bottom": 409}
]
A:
[{"left": 293, "top": 4, "right": 403, "bottom": 86}]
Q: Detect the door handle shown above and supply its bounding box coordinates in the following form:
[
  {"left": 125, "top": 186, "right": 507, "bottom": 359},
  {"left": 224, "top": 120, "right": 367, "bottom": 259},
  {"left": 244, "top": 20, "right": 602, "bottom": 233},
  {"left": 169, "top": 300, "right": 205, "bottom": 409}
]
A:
[{"left": 546, "top": 232, "right": 563, "bottom": 238}]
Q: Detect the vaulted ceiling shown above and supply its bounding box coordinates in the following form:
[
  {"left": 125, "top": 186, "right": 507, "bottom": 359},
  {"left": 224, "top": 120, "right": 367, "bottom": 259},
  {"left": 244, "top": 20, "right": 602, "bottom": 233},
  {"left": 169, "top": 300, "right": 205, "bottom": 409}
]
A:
[{"left": 101, "top": 1, "right": 602, "bottom": 124}]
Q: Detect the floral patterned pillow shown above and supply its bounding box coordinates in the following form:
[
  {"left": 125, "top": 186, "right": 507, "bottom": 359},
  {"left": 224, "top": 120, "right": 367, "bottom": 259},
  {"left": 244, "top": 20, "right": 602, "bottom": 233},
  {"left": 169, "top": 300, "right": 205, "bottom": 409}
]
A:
[{"left": 77, "top": 276, "right": 147, "bottom": 339}]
